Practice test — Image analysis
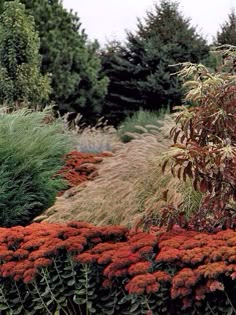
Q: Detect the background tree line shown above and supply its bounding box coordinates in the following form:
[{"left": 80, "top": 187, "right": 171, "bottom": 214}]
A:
[{"left": 0, "top": 0, "right": 235, "bottom": 125}]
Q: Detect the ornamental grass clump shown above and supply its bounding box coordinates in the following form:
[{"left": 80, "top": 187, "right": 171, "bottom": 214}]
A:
[
  {"left": 118, "top": 108, "right": 170, "bottom": 143},
  {"left": 75, "top": 123, "right": 119, "bottom": 153},
  {"left": 64, "top": 113, "right": 119, "bottom": 153},
  {"left": 0, "top": 109, "right": 72, "bottom": 227},
  {"left": 37, "top": 125, "right": 174, "bottom": 226},
  {"left": 36, "top": 113, "right": 201, "bottom": 227}
]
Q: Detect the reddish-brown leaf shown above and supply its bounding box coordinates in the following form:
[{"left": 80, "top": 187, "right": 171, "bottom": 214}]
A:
[
  {"left": 185, "top": 162, "right": 193, "bottom": 178},
  {"left": 180, "top": 134, "right": 186, "bottom": 144},
  {"left": 173, "top": 130, "right": 181, "bottom": 144},
  {"left": 162, "top": 189, "right": 169, "bottom": 202},
  {"left": 162, "top": 160, "right": 168, "bottom": 174},
  {"left": 199, "top": 179, "right": 208, "bottom": 193},
  {"left": 183, "top": 168, "right": 187, "bottom": 182},
  {"left": 193, "top": 178, "right": 198, "bottom": 191},
  {"left": 171, "top": 165, "right": 176, "bottom": 177},
  {"left": 177, "top": 167, "right": 182, "bottom": 180}
]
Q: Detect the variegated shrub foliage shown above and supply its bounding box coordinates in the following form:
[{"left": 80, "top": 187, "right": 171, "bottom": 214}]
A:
[{"left": 163, "top": 46, "right": 236, "bottom": 230}]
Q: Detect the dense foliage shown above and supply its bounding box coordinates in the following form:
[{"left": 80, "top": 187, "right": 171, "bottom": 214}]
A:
[
  {"left": 0, "top": 222, "right": 236, "bottom": 314},
  {"left": 0, "top": 109, "right": 72, "bottom": 227},
  {"left": 0, "top": 0, "right": 50, "bottom": 108},
  {"left": 216, "top": 9, "right": 236, "bottom": 46},
  {"left": 1, "top": 0, "right": 108, "bottom": 121},
  {"left": 101, "top": 0, "right": 209, "bottom": 125},
  {"left": 162, "top": 46, "right": 236, "bottom": 230}
]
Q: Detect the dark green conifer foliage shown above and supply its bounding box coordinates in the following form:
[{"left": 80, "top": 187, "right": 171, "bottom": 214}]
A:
[
  {"left": 101, "top": 0, "right": 209, "bottom": 125},
  {"left": 1, "top": 0, "right": 108, "bottom": 122},
  {"left": 216, "top": 9, "right": 236, "bottom": 46},
  {"left": 100, "top": 41, "right": 143, "bottom": 126}
]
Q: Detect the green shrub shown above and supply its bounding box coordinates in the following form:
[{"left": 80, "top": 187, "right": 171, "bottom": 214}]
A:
[
  {"left": 118, "top": 108, "right": 169, "bottom": 143},
  {"left": 0, "top": 109, "right": 72, "bottom": 227}
]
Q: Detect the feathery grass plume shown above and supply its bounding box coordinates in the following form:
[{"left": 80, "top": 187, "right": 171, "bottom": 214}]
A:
[
  {"left": 63, "top": 113, "right": 120, "bottom": 153},
  {"left": 75, "top": 124, "right": 119, "bottom": 153},
  {"left": 118, "top": 108, "right": 170, "bottom": 143},
  {"left": 36, "top": 113, "right": 201, "bottom": 227},
  {"left": 36, "top": 132, "right": 163, "bottom": 226},
  {"left": 178, "top": 181, "right": 203, "bottom": 219},
  {"left": 0, "top": 108, "right": 72, "bottom": 227}
]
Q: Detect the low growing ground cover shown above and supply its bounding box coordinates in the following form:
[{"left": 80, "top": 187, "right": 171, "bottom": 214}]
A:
[{"left": 0, "top": 221, "right": 236, "bottom": 314}]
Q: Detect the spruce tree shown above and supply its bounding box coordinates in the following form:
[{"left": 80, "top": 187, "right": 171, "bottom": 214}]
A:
[
  {"left": 0, "top": 0, "right": 50, "bottom": 108},
  {"left": 102, "top": 0, "right": 209, "bottom": 125},
  {"left": 216, "top": 9, "right": 236, "bottom": 46},
  {"left": 100, "top": 41, "right": 143, "bottom": 126}
]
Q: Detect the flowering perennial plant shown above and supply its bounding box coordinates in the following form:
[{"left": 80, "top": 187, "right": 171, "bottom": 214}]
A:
[
  {"left": 1, "top": 223, "right": 236, "bottom": 314},
  {"left": 56, "top": 150, "right": 112, "bottom": 192}
]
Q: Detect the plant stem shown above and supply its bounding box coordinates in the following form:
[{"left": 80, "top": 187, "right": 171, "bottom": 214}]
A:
[
  {"left": 224, "top": 291, "right": 236, "bottom": 314},
  {"left": 0, "top": 285, "right": 11, "bottom": 310},
  {"left": 84, "top": 265, "right": 89, "bottom": 315},
  {"left": 207, "top": 302, "right": 217, "bottom": 315},
  {"left": 14, "top": 282, "right": 29, "bottom": 314},
  {"left": 41, "top": 269, "right": 70, "bottom": 315},
  {"left": 32, "top": 281, "right": 53, "bottom": 315}
]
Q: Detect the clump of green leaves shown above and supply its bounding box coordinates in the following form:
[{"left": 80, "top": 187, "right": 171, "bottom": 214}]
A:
[
  {"left": 163, "top": 45, "right": 236, "bottom": 230},
  {"left": 0, "top": 109, "right": 72, "bottom": 227},
  {"left": 1, "top": 0, "right": 108, "bottom": 122},
  {"left": 0, "top": 0, "right": 50, "bottom": 109}
]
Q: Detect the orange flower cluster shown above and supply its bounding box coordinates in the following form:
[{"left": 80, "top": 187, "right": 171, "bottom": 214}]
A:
[
  {"left": 2, "top": 222, "right": 236, "bottom": 310},
  {"left": 155, "top": 228, "right": 236, "bottom": 305},
  {"left": 125, "top": 270, "right": 171, "bottom": 294},
  {"left": 57, "top": 150, "right": 112, "bottom": 189},
  {"left": 0, "top": 221, "right": 127, "bottom": 284},
  {"left": 75, "top": 231, "right": 157, "bottom": 282}
]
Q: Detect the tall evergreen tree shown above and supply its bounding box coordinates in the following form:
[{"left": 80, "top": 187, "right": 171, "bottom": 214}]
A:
[
  {"left": 0, "top": 0, "right": 108, "bottom": 122},
  {"left": 0, "top": 0, "right": 50, "bottom": 108},
  {"left": 216, "top": 9, "right": 236, "bottom": 46},
  {"left": 101, "top": 0, "right": 209, "bottom": 125},
  {"left": 100, "top": 41, "right": 142, "bottom": 125}
]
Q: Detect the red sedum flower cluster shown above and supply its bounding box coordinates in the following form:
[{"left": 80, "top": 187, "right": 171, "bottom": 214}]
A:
[
  {"left": 56, "top": 150, "right": 113, "bottom": 191},
  {"left": 2, "top": 222, "right": 236, "bottom": 310},
  {"left": 0, "top": 221, "right": 127, "bottom": 284}
]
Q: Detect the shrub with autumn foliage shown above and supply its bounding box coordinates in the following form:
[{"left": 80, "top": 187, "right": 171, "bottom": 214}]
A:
[
  {"left": 162, "top": 45, "right": 236, "bottom": 230},
  {"left": 1, "top": 221, "right": 236, "bottom": 314}
]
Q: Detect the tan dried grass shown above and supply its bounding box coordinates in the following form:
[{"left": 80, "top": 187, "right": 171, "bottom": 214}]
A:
[{"left": 35, "top": 114, "right": 200, "bottom": 227}]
